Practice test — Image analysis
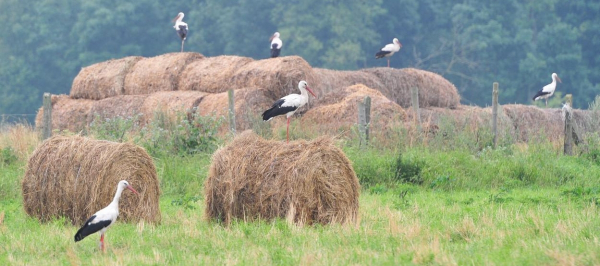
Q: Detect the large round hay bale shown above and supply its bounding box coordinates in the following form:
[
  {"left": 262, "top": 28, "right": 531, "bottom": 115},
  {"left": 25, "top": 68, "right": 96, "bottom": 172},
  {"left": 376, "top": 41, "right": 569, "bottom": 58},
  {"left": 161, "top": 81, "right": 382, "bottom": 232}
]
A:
[
  {"left": 205, "top": 131, "right": 360, "bottom": 225},
  {"left": 301, "top": 84, "right": 405, "bottom": 134},
  {"left": 35, "top": 95, "right": 93, "bottom": 133},
  {"left": 87, "top": 95, "right": 149, "bottom": 125},
  {"left": 312, "top": 68, "right": 384, "bottom": 97},
  {"left": 22, "top": 136, "right": 161, "bottom": 225},
  {"left": 141, "top": 91, "right": 208, "bottom": 124},
  {"left": 178, "top": 55, "right": 254, "bottom": 93},
  {"left": 229, "top": 56, "right": 318, "bottom": 99},
  {"left": 196, "top": 87, "right": 274, "bottom": 133},
  {"left": 124, "top": 52, "right": 204, "bottom": 95},
  {"left": 70, "top": 56, "right": 144, "bottom": 100},
  {"left": 361, "top": 68, "right": 460, "bottom": 109},
  {"left": 502, "top": 104, "right": 563, "bottom": 141}
]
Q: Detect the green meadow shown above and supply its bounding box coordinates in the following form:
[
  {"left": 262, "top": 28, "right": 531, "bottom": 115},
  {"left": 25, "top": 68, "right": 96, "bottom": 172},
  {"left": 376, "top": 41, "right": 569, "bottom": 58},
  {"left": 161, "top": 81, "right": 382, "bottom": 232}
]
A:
[{"left": 1, "top": 115, "right": 599, "bottom": 265}]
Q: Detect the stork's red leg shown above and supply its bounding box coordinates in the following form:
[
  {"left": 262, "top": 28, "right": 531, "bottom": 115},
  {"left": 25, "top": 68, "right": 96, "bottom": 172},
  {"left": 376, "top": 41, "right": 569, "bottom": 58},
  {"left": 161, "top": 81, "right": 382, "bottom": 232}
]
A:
[
  {"left": 100, "top": 234, "right": 105, "bottom": 252},
  {"left": 286, "top": 117, "right": 290, "bottom": 142},
  {"left": 387, "top": 59, "right": 390, "bottom": 68}
]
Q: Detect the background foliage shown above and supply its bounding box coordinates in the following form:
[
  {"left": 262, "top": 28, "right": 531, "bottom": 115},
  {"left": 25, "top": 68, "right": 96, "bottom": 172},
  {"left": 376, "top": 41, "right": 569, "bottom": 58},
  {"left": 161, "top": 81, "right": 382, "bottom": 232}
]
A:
[{"left": 1, "top": 0, "right": 599, "bottom": 118}]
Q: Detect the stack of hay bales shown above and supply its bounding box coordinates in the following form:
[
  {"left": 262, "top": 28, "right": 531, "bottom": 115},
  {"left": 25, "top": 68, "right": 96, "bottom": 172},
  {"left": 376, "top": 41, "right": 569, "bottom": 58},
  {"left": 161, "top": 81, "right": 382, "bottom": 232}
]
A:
[
  {"left": 70, "top": 56, "right": 143, "bottom": 100},
  {"left": 301, "top": 84, "right": 405, "bottom": 134},
  {"left": 124, "top": 52, "right": 204, "bottom": 95},
  {"left": 229, "top": 56, "right": 319, "bottom": 99},
  {"left": 204, "top": 131, "right": 360, "bottom": 226},
  {"left": 178, "top": 55, "right": 254, "bottom": 93},
  {"left": 361, "top": 68, "right": 460, "bottom": 109},
  {"left": 502, "top": 104, "right": 565, "bottom": 142},
  {"left": 35, "top": 95, "right": 94, "bottom": 133},
  {"left": 22, "top": 136, "right": 161, "bottom": 225},
  {"left": 196, "top": 87, "right": 274, "bottom": 133}
]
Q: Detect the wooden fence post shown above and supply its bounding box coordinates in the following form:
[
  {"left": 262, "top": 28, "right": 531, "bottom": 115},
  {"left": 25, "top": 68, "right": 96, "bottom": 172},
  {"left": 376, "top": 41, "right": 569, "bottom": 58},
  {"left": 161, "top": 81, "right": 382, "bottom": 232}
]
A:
[
  {"left": 228, "top": 89, "right": 236, "bottom": 134},
  {"left": 358, "top": 96, "right": 371, "bottom": 147},
  {"left": 563, "top": 94, "right": 573, "bottom": 155},
  {"left": 411, "top": 87, "right": 421, "bottom": 132},
  {"left": 492, "top": 82, "right": 499, "bottom": 148},
  {"left": 42, "top": 93, "right": 52, "bottom": 140}
]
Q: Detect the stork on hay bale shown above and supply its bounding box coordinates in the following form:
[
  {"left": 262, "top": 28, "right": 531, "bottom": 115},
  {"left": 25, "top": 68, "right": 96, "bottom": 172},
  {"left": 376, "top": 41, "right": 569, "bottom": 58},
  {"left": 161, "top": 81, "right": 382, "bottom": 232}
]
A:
[
  {"left": 204, "top": 131, "right": 360, "bottom": 226},
  {"left": 22, "top": 136, "right": 161, "bottom": 225}
]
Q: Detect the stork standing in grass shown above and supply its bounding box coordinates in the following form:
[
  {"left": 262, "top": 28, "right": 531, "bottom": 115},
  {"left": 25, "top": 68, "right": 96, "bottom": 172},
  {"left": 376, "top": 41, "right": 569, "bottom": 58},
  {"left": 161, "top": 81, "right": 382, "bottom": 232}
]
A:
[
  {"left": 270, "top": 32, "right": 282, "bottom": 58},
  {"left": 532, "top": 73, "right": 562, "bottom": 106},
  {"left": 262, "top": 81, "right": 317, "bottom": 142},
  {"left": 173, "top": 12, "right": 189, "bottom": 52},
  {"left": 375, "top": 38, "right": 402, "bottom": 67},
  {"left": 74, "top": 180, "right": 139, "bottom": 252}
]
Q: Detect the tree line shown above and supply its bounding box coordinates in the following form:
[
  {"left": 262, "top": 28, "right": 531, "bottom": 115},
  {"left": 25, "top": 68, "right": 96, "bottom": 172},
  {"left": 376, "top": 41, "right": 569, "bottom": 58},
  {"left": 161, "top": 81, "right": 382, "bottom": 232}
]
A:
[{"left": 1, "top": 0, "right": 598, "bottom": 118}]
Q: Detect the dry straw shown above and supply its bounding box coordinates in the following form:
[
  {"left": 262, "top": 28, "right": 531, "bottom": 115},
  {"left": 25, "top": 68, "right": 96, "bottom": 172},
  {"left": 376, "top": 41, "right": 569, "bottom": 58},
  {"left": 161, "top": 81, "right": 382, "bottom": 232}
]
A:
[
  {"left": 70, "top": 56, "right": 143, "bottom": 100},
  {"left": 124, "top": 52, "right": 204, "bottom": 95},
  {"left": 302, "top": 84, "right": 405, "bottom": 134},
  {"left": 361, "top": 68, "right": 460, "bottom": 109},
  {"left": 35, "top": 95, "right": 94, "bottom": 133},
  {"left": 178, "top": 55, "right": 254, "bottom": 93},
  {"left": 312, "top": 68, "right": 384, "bottom": 97},
  {"left": 204, "top": 131, "right": 360, "bottom": 226},
  {"left": 22, "top": 135, "right": 161, "bottom": 225},
  {"left": 229, "top": 56, "right": 319, "bottom": 99}
]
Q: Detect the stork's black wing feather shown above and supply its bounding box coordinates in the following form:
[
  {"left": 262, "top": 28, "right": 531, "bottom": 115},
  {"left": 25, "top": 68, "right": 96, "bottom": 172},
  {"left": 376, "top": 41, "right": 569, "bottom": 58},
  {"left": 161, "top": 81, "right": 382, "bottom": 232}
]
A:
[{"left": 74, "top": 215, "right": 112, "bottom": 242}]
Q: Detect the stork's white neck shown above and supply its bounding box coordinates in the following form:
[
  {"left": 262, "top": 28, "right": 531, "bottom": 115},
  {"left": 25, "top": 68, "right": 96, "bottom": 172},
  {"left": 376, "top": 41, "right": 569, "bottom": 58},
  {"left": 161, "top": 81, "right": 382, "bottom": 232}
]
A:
[
  {"left": 110, "top": 184, "right": 126, "bottom": 207},
  {"left": 552, "top": 75, "right": 558, "bottom": 84}
]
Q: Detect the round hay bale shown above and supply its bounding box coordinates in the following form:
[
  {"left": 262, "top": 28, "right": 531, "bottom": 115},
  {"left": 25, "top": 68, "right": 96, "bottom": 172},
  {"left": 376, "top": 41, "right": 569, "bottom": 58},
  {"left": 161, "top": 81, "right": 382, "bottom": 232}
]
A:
[
  {"left": 22, "top": 135, "right": 161, "bottom": 225},
  {"left": 35, "top": 95, "right": 94, "bottom": 133},
  {"left": 87, "top": 94, "right": 149, "bottom": 125},
  {"left": 361, "top": 68, "right": 460, "bottom": 109},
  {"left": 178, "top": 55, "right": 254, "bottom": 93},
  {"left": 141, "top": 91, "right": 208, "bottom": 124},
  {"left": 301, "top": 84, "right": 405, "bottom": 134},
  {"left": 312, "top": 68, "right": 384, "bottom": 98},
  {"left": 502, "top": 104, "right": 564, "bottom": 141},
  {"left": 196, "top": 87, "right": 274, "bottom": 133},
  {"left": 70, "top": 56, "right": 144, "bottom": 100},
  {"left": 205, "top": 131, "right": 360, "bottom": 226},
  {"left": 229, "top": 56, "right": 318, "bottom": 99},
  {"left": 124, "top": 52, "right": 204, "bottom": 95}
]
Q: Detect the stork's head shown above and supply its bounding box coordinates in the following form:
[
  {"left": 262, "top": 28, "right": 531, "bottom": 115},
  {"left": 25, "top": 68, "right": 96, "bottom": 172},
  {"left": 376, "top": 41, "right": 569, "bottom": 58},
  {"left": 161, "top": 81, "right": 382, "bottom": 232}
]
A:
[
  {"left": 172, "top": 12, "right": 184, "bottom": 22},
  {"left": 119, "top": 180, "right": 139, "bottom": 195},
  {"left": 270, "top": 32, "right": 280, "bottom": 41},
  {"left": 393, "top": 38, "right": 402, "bottom": 48},
  {"left": 298, "top": 80, "right": 317, "bottom": 98},
  {"left": 552, "top": 73, "right": 562, "bottom": 83}
]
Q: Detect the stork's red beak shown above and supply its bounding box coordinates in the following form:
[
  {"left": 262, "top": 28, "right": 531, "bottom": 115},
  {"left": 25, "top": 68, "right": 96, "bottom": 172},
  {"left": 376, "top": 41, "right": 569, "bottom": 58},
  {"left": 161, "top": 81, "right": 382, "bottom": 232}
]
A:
[
  {"left": 127, "top": 185, "right": 139, "bottom": 195},
  {"left": 556, "top": 75, "right": 562, "bottom": 83},
  {"left": 306, "top": 86, "right": 317, "bottom": 98}
]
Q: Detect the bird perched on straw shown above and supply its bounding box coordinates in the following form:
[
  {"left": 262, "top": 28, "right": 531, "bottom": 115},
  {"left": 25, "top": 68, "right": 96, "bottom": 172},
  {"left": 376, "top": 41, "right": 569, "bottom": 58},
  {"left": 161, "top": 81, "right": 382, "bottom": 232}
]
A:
[
  {"left": 375, "top": 38, "right": 402, "bottom": 67},
  {"left": 262, "top": 80, "right": 317, "bottom": 142},
  {"left": 173, "top": 12, "right": 189, "bottom": 52},
  {"left": 74, "top": 180, "right": 139, "bottom": 252},
  {"left": 532, "top": 73, "right": 562, "bottom": 107},
  {"left": 270, "top": 32, "right": 282, "bottom": 58}
]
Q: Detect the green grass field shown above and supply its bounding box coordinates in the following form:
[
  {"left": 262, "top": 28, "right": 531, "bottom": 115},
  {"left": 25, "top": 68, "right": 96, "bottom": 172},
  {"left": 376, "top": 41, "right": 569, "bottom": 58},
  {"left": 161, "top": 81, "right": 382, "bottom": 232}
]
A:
[{"left": 1, "top": 120, "right": 600, "bottom": 265}]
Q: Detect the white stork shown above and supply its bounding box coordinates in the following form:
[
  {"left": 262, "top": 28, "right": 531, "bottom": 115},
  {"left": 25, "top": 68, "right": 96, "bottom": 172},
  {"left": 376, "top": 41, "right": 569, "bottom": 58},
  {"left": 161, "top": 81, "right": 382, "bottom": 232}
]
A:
[
  {"left": 270, "top": 32, "right": 282, "bottom": 58},
  {"left": 533, "top": 73, "right": 562, "bottom": 106},
  {"left": 375, "top": 38, "right": 402, "bottom": 67},
  {"left": 172, "top": 12, "right": 189, "bottom": 52},
  {"left": 74, "top": 180, "right": 139, "bottom": 252},
  {"left": 262, "top": 80, "right": 317, "bottom": 142}
]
